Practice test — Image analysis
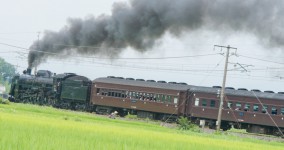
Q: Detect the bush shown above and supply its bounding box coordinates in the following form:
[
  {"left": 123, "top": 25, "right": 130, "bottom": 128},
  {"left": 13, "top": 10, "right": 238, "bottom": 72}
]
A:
[
  {"left": 0, "top": 97, "right": 10, "bottom": 104},
  {"left": 177, "top": 117, "right": 200, "bottom": 132},
  {"left": 125, "top": 112, "right": 138, "bottom": 119},
  {"left": 178, "top": 116, "right": 191, "bottom": 130},
  {"left": 227, "top": 127, "right": 247, "bottom": 133}
]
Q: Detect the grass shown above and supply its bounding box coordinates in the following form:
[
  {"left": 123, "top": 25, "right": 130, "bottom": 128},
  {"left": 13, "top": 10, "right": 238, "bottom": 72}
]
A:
[
  {"left": 0, "top": 97, "right": 10, "bottom": 104},
  {"left": 0, "top": 103, "right": 283, "bottom": 150},
  {"left": 227, "top": 127, "right": 248, "bottom": 134}
]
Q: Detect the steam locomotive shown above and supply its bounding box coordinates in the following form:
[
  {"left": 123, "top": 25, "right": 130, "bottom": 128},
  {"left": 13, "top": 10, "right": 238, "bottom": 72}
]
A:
[
  {"left": 9, "top": 68, "right": 284, "bottom": 136},
  {"left": 9, "top": 68, "right": 91, "bottom": 110}
]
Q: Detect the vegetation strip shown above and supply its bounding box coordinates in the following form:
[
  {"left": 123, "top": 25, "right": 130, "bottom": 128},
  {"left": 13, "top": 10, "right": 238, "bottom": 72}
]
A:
[{"left": 0, "top": 103, "right": 283, "bottom": 150}]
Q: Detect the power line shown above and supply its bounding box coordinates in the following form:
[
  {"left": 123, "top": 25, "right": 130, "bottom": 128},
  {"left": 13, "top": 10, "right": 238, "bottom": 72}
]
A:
[
  {"left": 251, "top": 91, "right": 284, "bottom": 137},
  {"left": 0, "top": 37, "right": 32, "bottom": 43},
  {"left": 239, "top": 52, "right": 284, "bottom": 59},
  {"left": 2, "top": 42, "right": 284, "bottom": 83},
  {"left": 0, "top": 51, "right": 14, "bottom": 53},
  {"left": 0, "top": 42, "right": 221, "bottom": 60},
  {"left": 0, "top": 42, "right": 57, "bottom": 55},
  {"left": 4, "top": 50, "right": 283, "bottom": 72},
  {"left": 3, "top": 52, "right": 284, "bottom": 81},
  {"left": 0, "top": 32, "right": 38, "bottom": 34},
  {"left": 239, "top": 54, "right": 284, "bottom": 65}
]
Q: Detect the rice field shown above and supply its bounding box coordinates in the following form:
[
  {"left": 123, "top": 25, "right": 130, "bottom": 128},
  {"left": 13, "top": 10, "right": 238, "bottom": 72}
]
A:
[{"left": 0, "top": 103, "right": 283, "bottom": 150}]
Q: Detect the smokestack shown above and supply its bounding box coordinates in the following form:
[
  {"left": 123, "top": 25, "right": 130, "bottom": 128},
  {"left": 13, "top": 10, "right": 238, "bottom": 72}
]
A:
[
  {"left": 34, "top": 66, "right": 37, "bottom": 76},
  {"left": 27, "top": 0, "right": 284, "bottom": 67},
  {"left": 27, "top": 68, "right": 32, "bottom": 75}
]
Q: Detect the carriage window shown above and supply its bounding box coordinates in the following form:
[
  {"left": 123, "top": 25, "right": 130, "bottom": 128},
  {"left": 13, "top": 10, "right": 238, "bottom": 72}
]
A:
[
  {"left": 130, "top": 91, "right": 133, "bottom": 97},
  {"left": 262, "top": 105, "right": 268, "bottom": 113},
  {"left": 149, "top": 93, "right": 153, "bottom": 101},
  {"left": 128, "top": 92, "right": 132, "bottom": 97},
  {"left": 140, "top": 93, "right": 144, "bottom": 99},
  {"left": 146, "top": 93, "right": 150, "bottom": 100},
  {"left": 174, "top": 97, "right": 178, "bottom": 104},
  {"left": 156, "top": 94, "right": 160, "bottom": 102},
  {"left": 162, "top": 95, "right": 166, "bottom": 102},
  {"left": 195, "top": 98, "right": 199, "bottom": 106},
  {"left": 253, "top": 104, "right": 259, "bottom": 112},
  {"left": 100, "top": 89, "right": 105, "bottom": 95},
  {"left": 161, "top": 94, "right": 165, "bottom": 102},
  {"left": 153, "top": 94, "right": 157, "bottom": 101},
  {"left": 227, "top": 102, "right": 233, "bottom": 108},
  {"left": 210, "top": 100, "right": 216, "bottom": 107},
  {"left": 281, "top": 108, "right": 284, "bottom": 115},
  {"left": 235, "top": 102, "right": 242, "bottom": 110},
  {"left": 271, "top": 107, "right": 277, "bottom": 115},
  {"left": 202, "top": 99, "right": 207, "bottom": 106},
  {"left": 244, "top": 104, "right": 250, "bottom": 111},
  {"left": 167, "top": 96, "right": 172, "bottom": 103},
  {"left": 96, "top": 88, "right": 100, "bottom": 94}
]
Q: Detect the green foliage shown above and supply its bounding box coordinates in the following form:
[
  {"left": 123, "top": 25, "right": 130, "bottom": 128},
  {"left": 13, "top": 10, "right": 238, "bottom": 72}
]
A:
[
  {"left": 0, "top": 80, "right": 11, "bottom": 93},
  {"left": 0, "top": 97, "right": 10, "bottom": 104},
  {"left": 177, "top": 116, "right": 191, "bottom": 130},
  {"left": 4, "top": 81, "right": 10, "bottom": 93},
  {"left": 178, "top": 116, "right": 190, "bottom": 130},
  {"left": 177, "top": 116, "right": 200, "bottom": 132},
  {"left": 0, "top": 103, "right": 283, "bottom": 150},
  {"left": 125, "top": 112, "right": 138, "bottom": 119},
  {"left": 0, "top": 57, "right": 16, "bottom": 84},
  {"left": 227, "top": 127, "right": 248, "bottom": 133}
]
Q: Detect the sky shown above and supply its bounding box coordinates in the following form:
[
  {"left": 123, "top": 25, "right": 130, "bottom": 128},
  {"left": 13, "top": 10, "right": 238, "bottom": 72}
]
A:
[{"left": 0, "top": 0, "right": 284, "bottom": 92}]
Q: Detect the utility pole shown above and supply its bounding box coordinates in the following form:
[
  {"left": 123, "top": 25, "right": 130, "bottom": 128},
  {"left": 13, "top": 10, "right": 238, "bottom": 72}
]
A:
[{"left": 214, "top": 45, "right": 237, "bottom": 131}]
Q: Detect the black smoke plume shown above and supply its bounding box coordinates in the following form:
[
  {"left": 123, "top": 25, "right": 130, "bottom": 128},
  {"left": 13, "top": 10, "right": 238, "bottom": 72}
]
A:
[{"left": 28, "top": 0, "right": 284, "bottom": 68}]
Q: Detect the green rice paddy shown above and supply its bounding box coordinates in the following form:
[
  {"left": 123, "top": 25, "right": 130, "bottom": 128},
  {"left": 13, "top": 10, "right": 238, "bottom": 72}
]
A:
[{"left": 0, "top": 103, "right": 283, "bottom": 150}]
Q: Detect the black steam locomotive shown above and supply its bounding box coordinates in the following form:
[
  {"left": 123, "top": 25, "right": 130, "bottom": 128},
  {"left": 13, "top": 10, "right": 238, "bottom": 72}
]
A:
[{"left": 9, "top": 68, "right": 91, "bottom": 110}]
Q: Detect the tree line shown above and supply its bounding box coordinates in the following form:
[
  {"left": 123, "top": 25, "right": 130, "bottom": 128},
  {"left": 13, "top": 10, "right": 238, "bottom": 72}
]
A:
[{"left": 0, "top": 57, "right": 16, "bottom": 93}]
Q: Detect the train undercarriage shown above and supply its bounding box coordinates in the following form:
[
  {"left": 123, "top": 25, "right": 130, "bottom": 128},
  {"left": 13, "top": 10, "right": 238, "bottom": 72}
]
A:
[{"left": 94, "top": 105, "right": 177, "bottom": 122}]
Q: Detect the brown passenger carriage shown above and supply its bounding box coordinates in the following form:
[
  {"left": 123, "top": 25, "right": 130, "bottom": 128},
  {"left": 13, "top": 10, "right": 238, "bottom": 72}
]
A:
[
  {"left": 188, "top": 86, "right": 284, "bottom": 135},
  {"left": 91, "top": 77, "right": 189, "bottom": 121}
]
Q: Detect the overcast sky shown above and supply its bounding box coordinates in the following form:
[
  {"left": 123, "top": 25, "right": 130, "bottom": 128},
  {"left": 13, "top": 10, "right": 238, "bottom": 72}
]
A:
[{"left": 0, "top": 0, "right": 284, "bottom": 92}]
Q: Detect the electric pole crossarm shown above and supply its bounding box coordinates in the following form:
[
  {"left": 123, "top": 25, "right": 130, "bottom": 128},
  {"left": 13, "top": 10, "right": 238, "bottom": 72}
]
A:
[{"left": 214, "top": 45, "right": 237, "bottom": 50}]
